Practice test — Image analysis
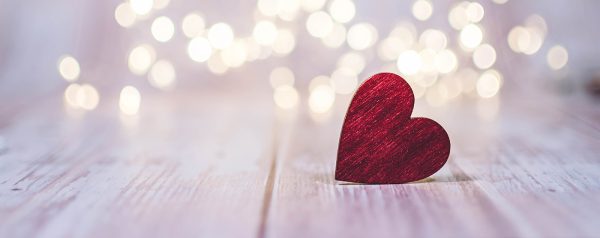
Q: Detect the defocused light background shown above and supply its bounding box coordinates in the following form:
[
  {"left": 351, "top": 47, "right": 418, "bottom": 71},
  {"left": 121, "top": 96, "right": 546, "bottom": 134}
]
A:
[{"left": 1, "top": 0, "right": 599, "bottom": 115}]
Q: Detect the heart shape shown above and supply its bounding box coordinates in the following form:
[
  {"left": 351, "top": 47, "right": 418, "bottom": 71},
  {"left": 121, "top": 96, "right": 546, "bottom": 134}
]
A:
[{"left": 335, "top": 72, "right": 450, "bottom": 184}]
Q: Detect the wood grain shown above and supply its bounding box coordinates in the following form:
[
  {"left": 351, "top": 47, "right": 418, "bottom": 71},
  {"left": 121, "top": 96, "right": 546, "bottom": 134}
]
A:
[
  {"left": 2, "top": 1, "right": 600, "bottom": 237},
  {"left": 1, "top": 85, "right": 600, "bottom": 238},
  {"left": 0, "top": 91, "right": 276, "bottom": 238},
  {"left": 336, "top": 73, "right": 451, "bottom": 184},
  {"left": 263, "top": 92, "right": 600, "bottom": 238}
]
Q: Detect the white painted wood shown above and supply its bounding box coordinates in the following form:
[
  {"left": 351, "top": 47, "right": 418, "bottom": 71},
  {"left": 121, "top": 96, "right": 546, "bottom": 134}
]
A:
[
  {"left": 264, "top": 93, "right": 600, "bottom": 238},
  {"left": 2, "top": 90, "right": 600, "bottom": 238},
  {"left": 0, "top": 92, "right": 276, "bottom": 238}
]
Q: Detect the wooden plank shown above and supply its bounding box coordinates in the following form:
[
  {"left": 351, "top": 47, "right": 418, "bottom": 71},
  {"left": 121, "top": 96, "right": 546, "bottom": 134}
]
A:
[
  {"left": 264, "top": 93, "right": 600, "bottom": 238},
  {"left": 0, "top": 91, "right": 276, "bottom": 238}
]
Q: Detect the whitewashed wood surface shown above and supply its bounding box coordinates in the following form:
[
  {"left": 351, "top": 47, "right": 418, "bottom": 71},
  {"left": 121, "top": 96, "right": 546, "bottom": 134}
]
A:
[
  {"left": 0, "top": 88, "right": 599, "bottom": 238},
  {"left": 2, "top": 0, "right": 600, "bottom": 237},
  {"left": 266, "top": 93, "right": 600, "bottom": 238},
  {"left": 0, "top": 91, "right": 276, "bottom": 238}
]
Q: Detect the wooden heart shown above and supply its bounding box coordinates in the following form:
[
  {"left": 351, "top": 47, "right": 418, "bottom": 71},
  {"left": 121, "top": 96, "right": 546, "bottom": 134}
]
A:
[{"left": 335, "top": 72, "right": 450, "bottom": 184}]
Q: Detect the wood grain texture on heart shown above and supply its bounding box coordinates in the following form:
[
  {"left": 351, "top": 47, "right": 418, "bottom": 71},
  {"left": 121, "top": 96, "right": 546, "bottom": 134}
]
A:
[{"left": 336, "top": 73, "right": 450, "bottom": 184}]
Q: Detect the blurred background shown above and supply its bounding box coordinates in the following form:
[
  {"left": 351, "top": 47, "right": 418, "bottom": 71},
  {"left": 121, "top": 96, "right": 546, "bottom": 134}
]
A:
[
  {"left": 1, "top": 0, "right": 599, "bottom": 117},
  {"left": 2, "top": 2, "right": 600, "bottom": 237}
]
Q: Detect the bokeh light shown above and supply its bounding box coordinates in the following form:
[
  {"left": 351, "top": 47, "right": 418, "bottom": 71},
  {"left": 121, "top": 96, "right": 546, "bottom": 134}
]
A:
[
  {"left": 273, "top": 85, "right": 299, "bottom": 109},
  {"left": 277, "top": 0, "right": 302, "bottom": 21},
  {"left": 379, "top": 24, "right": 415, "bottom": 61},
  {"left": 337, "top": 52, "right": 365, "bottom": 75},
  {"left": 412, "top": 0, "right": 433, "bottom": 21},
  {"left": 449, "top": 2, "right": 470, "bottom": 30},
  {"left": 258, "top": 0, "right": 278, "bottom": 16},
  {"left": 414, "top": 72, "right": 438, "bottom": 88},
  {"left": 244, "top": 39, "right": 262, "bottom": 61},
  {"left": 390, "top": 23, "right": 417, "bottom": 44},
  {"left": 187, "top": 37, "right": 212, "bottom": 62},
  {"left": 120, "top": 86, "right": 141, "bottom": 115},
  {"left": 58, "top": 55, "right": 80, "bottom": 82},
  {"left": 378, "top": 36, "right": 404, "bottom": 61},
  {"left": 207, "top": 54, "right": 229, "bottom": 74},
  {"left": 508, "top": 18, "right": 545, "bottom": 55},
  {"left": 465, "top": 2, "right": 484, "bottom": 23},
  {"left": 181, "top": 13, "right": 205, "bottom": 38},
  {"left": 419, "top": 49, "right": 437, "bottom": 73},
  {"left": 477, "top": 69, "right": 502, "bottom": 98},
  {"left": 257, "top": 0, "right": 302, "bottom": 20},
  {"left": 64, "top": 83, "right": 81, "bottom": 108},
  {"left": 525, "top": 15, "right": 548, "bottom": 36},
  {"left": 346, "top": 23, "right": 377, "bottom": 50},
  {"left": 114, "top": 3, "right": 136, "bottom": 28},
  {"left": 546, "top": 45, "right": 569, "bottom": 70},
  {"left": 64, "top": 83, "right": 99, "bottom": 110},
  {"left": 148, "top": 59, "right": 176, "bottom": 90},
  {"left": 328, "top": 0, "right": 355, "bottom": 23},
  {"left": 129, "top": 0, "right": 153, "bottom": 16},
  {"left": 434, "top": 49, "right": 458, "bottom": 74},
  {"left": 272, "top": 29, "right": 296, "bottom": 55},
  {"left": 473, "top": 44, "right": 497, "bottom": 69},
  {"left": 79, "top": 84, "right": 100, "bottom": 110},
  {"left": 253, "top": 21, "right": 278, "bottom": 45},
  {"left": 309, "top": 75, "right": 330, "bottom": 91},
  {"left": 153, "top": 0, "right": 169, "bottom": 9},
  {"left": 460, "top": 24, "right": 483, "bottom": 49},
  {"left": 269, "top": 67, "right": 295, "bottom": 88},
  {"left": 309, "top": 85, "right": 336, "bottom": 113},
  {"left": 151, "top": 16, "right": 175, "bottom": 42},
  {"left": 52, "top": 0, "right": 571, "bottom": 126},
  {"left": 128, "top": 44, "right": 156, "bottom": 75},
  {"left": 306, "top": 11, "right": 334, "bottom": 38},
  {"left": 220, "top": 40, "right": 247, "bottom": 68},
  {"left": 397, "top": 50, "right": 422, "bottom": 76},
  {"left": 322, "top": 24, "right": 346, "bottom": 48},
  {"left": 419, "top": 29, "right": 447, "bottom": 51},
  {"left": 520, "top": 29, "right": 544, "bottom": 55},
  {"left": 302, "top": 0, "right": 327, "bottom": 12},
  {"left": 508, "top": 26, "right": 527, "bottom": 53},
  {"left": 208, "top": 23, "right": 234, "bottom": 49}
]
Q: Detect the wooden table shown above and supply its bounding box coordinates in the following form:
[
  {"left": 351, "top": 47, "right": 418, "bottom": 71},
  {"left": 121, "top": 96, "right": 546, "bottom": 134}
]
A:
[{"left": 0, "top": 87, "right": 599, "bottom": 238}]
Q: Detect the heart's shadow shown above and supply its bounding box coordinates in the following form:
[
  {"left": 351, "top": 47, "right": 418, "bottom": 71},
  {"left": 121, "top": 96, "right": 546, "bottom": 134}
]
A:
[
  {"left": 409, "top": 174, "right": 474, "bottom": 183},
  {"left": 334, "top": 174, "right": 473, "bottom": 185}
]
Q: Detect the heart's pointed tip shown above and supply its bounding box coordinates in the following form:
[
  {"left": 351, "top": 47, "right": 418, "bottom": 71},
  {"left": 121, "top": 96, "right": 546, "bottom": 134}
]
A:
[
  {"left": 335, "top": 167, "right": 424, "bottom": 184},
  {"left": 333, "top": 168, "right": 347, "bottom": 181},
  {"left": 334, "top": 177, "right": 424, "bottom": 185},
  {"left": 334, "top": 175, "right": 367, "bottom": 184},
  {"left": 334, "top": 167, "right": 361, "bottom": 183}
]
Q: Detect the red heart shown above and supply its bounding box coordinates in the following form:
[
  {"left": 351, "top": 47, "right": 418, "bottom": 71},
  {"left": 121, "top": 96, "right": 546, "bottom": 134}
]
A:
[{"left": 335, "top": 72, "right": 450, "bottom": 184}]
